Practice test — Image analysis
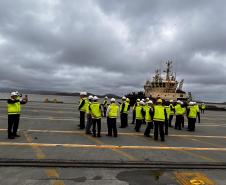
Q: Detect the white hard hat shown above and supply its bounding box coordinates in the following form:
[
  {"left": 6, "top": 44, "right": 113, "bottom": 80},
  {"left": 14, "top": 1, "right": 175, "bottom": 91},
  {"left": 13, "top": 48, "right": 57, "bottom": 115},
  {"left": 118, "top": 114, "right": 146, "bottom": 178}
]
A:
[
  {"left": 11, "top": 92, "right": 17, "bottom": 96},
  {"left": 110, "top": 98, "right": 115, "bottom": 102},
  {"left": 140, "top": 101, "right": 144, "bottom": 105},
  {"left": 170, "top": 100, "right": 173, "bottom": 103},
  {"left": 148, "top": 100, "right": 153, "bottom": 104},
  {"left": 177, "top": 100, "right": 181, "bottom": 103},
  {"left": 105, "top": 96, "right": 108, "bottom": 99},
  {"left": 88, "top": 95, "right": 93, "bottom": 100},
  {"left": 141, "top": 99, "right": 145, "bottom": 101},
  {"left": 80, "top": 92, "right": 85, "bottom": 95},
  {"left": 189, "top": 102, "right": 193, "bottom": 105},
  {"left": 122, "top": 96, "right": 126, "bottom": 100},
  {"left": 93, "top": 96, "right": 98, "bottom": 101},
  {"left": 15, "top": 91, "right": 19, "bottom": 95},
  {"left": 145, "top": 98, "right": 149, "bottom": 101}
]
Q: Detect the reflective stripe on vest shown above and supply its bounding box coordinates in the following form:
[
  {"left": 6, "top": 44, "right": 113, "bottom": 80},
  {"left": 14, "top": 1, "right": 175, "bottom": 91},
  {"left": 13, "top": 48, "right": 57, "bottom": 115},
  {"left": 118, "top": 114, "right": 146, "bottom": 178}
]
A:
[
  {"left": 188, "top": 106, "right": 197, "bottom": 118},
  {"left": 135, "top": 105, "right": 143, "bottom": 120},
  {"left": 108, "top": 103, "right": 119, "bottom": 118},
  {"left": 153, "top": 105, "right": 165, "bottom": 122},
  {"left": 90, "top": 102, "right": 101, "bottom": 119},
  {"left": 80, "top": 98, "right": 88, "bottom": 112}
]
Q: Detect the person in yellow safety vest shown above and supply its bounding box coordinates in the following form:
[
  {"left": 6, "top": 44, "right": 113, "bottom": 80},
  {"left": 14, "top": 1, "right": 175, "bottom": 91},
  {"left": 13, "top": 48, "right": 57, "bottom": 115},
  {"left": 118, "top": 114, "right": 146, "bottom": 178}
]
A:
[
  {"left": 89, "top": 96, "right": 102, "bottom": 137},
  {"left": 181, "top": 102, "right": 186, "bottom": 128},
  {"left": 120, "top": 97, "right": 130, "bottom": 128},
  {"left": 193, "top": 102, "right": 200, "bottom": 123},
  {"left": 144, "top": 100, "right": 154, "bottom": 137},
  {"left": 106, "top": 98, "right": 119, "bottom": 137},
  {"left": 201, "top": 103, "right": 206, "bottom": 114},
  {"left": 131, "top": 99, "right": 140, "bottom": 124},
  {"left": 78, "top": 91, "right": 89, "bottom": 129},
  {"left": 187, "top": 102, "right": 198, "bottom": 131},
  {"left": 153, "top": 99, "right": 167, "bottom": 141},
  {"left": 85, "top": 95, "right": 93, "bottom": 135},
  {"left": 134, "top": 101, "right": 145, "bottom": 132},
  {"left": 164, "top": 101, "right": 171, "bottom": 135},
  {"left": 174, "top": 100, "right": 184, "bottom": 130},
  {"left": 103, "top": 96, "right": 108, "bottom": 117},
  {"left": 169, "top": 100, "right": 175, "bottom": 127},
  {"left": 7, "top": 92, "right": 27, "bottom": 139}
]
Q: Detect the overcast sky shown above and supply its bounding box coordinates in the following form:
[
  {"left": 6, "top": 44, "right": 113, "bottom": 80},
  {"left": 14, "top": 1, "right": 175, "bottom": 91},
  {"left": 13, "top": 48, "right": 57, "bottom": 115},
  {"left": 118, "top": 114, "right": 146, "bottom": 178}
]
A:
[{"left": 0, "top": 0, "right": 226, "bottom": 102}]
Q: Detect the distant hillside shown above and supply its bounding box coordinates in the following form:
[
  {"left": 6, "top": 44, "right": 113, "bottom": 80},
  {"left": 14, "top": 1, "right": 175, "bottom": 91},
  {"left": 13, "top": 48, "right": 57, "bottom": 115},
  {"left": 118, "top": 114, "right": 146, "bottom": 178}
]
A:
[{"left": 0, "top": 88, "right": 119, "bottom": 98}]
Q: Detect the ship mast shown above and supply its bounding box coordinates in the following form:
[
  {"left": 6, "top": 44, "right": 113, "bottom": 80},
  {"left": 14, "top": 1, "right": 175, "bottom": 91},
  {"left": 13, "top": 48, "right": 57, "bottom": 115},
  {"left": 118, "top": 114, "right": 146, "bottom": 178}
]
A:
[{"left": 164, "top": 61, "right": 173, "bottom": 81}]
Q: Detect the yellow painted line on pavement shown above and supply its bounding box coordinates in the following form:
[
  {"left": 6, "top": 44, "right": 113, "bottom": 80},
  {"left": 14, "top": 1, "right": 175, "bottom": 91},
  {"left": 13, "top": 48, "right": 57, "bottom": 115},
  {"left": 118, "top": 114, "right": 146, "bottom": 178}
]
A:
[
  {"left": 179, "top": 137, "right": 218, "bottom": 162},
  {"left": 197, "top": 138, "right": 224, "bottom": 148},
  {"left": 197, "top": 124, "right": 226, "bottom": 127},
  {"left": 23, "top": 131, "right": 46, "bottom": 159},
  {"left": 84, "top": 134, "right": 137, "bottom": 161},
  {"left": 1, "top": 141, "right": 226, "bottom": 152},
  {"left": 175, "top": 172, "right": 215, "bottom": 185},
  {"left": 23, "top": 131, "right": 64, "bottom": 185}
]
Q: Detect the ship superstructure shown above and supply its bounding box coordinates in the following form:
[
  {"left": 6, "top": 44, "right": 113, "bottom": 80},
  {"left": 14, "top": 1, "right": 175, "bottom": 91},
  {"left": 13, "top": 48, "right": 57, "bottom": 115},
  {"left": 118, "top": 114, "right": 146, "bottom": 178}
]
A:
[{"left": 144, "top": 61, "right": 189, "bottom": 100}]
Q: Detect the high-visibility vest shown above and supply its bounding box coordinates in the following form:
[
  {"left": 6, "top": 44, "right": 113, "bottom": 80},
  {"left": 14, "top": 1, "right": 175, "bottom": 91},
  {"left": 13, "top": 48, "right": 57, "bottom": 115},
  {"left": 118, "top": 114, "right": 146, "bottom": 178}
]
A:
[
  {"left": 120, "top": 102, "right": 129, "bottom": 114},
  {"left": 175, "top": 104, "right": 183, "bottom": 115},
  {"left": 165, "top": 105, "right": 170, "bottom": 120},
  {"left": 201, "top": 104, "right": 206, "bottom": 110},
  {"left": 86, "top": 101, "right": 92, "bottom": 114},
  {"left": 103, "top": 100, "right": 108, "bottom": 108},
  {"left": 169, "top": 104, "right": 174, "bottom": 115},
  {"left": 182, "top": 107, "right": 186, "bottom": 115},
  {"left": 120, "top": 101, "right": 125, "bottom": 112},
  {"left": 143, "top": 105, "right": 148, "bottom": 112},
  {"left": 90, "top": 102, "right": 102, "bottom": 119},
  {"left": 108, "top": 103, "right": 119, "bottom": 118},
  {"left": 135, "top": 105, "right": 143, "bottom": 120},
  {"left": 188, "top": 106, "right": 197, "bottom": 118},
  {"left": 8, "top": 100, "right": 20, "bottom": 115},
  {"left": 79, "top": 98, "right": 88, "bottom": 112},
  {"left": 145, "top": 106, "right": 152, "bottom": 122},
  {"left": 124, "top": 102, "right": 129, "bottom": 114},
  {"left": 153, "top": 105, "right": 165, "bottom": 122},
  {"left": 194, "top": 104, "right": 200, "bottom": 113}
]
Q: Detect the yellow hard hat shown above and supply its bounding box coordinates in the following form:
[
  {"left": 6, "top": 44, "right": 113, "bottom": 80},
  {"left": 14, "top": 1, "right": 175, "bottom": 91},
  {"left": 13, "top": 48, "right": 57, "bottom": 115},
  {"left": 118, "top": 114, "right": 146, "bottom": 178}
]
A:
[
  {"left": 157, "top": 99, "right": 162, "bottom": 103},
  {"left": 126, "top": 98, "right": 130, "bottom": 102}
]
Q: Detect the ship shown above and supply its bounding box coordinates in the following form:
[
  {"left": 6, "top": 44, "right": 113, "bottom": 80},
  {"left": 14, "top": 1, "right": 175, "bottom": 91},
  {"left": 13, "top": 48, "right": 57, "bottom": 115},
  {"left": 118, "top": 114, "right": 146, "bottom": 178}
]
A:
[{"left": 144, "top": 61, "right": 191, "bottom": 101}]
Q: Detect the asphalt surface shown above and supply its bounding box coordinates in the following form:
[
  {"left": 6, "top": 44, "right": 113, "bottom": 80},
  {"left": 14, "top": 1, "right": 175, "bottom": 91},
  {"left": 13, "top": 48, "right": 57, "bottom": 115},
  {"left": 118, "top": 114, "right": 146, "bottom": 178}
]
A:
[{"left": 0, "top": 100, "right": 226, "bottom": 185}]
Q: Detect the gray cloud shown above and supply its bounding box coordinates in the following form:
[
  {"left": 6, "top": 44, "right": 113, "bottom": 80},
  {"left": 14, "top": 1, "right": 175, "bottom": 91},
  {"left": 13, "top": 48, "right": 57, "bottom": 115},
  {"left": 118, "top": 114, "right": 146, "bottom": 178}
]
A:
[{"left": 0, "top": 0, "right": 226, "bottom": 101}]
